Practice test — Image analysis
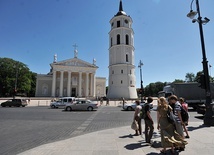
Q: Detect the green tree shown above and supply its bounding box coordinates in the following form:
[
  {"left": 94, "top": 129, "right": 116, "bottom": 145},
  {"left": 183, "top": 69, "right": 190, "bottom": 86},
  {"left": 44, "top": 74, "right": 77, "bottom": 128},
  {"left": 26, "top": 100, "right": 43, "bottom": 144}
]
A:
[
  {"left": 173, "top": 79, "right": 184, "bottom": 83},
  {"left": 144, "top": 82, "right": 166, "bottom": 97},
  {"left": 0, "top": 57, "right": 36, "bottom": 97},
  {"left": 185, "top": 72, "right": 195, "bottom": 82}
]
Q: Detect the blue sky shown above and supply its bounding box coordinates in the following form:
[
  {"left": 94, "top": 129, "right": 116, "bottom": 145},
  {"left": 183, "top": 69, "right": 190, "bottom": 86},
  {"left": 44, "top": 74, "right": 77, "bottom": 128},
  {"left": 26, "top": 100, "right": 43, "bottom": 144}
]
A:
[{"left": 0, "top": 0, "right": 214, "bottom": 88}]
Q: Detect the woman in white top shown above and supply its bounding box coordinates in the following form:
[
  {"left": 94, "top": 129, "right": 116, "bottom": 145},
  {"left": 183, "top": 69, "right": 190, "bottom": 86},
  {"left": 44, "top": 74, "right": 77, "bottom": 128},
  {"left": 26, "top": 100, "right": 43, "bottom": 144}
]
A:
[{"left": 134, "top": 100, "right": 142, "bottom": 135}]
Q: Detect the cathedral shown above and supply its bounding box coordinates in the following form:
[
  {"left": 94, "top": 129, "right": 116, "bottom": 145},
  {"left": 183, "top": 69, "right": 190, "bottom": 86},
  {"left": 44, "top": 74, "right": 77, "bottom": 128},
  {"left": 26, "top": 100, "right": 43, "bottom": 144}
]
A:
[
  {"left": 35, "top": 49, "right": 106, "bottom": 98},
  {"left": 35, "top": 0, "right": 137, "bottom": 99},
  {"left": 107, "top": 0, "right": 138, "bottom": 99}
]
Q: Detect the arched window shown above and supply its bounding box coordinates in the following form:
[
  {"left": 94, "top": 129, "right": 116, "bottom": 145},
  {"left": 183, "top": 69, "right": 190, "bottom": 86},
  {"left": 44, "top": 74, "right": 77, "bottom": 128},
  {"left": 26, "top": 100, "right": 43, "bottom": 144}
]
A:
[
  {"left": 126, "top": 34, "right": 129, "bottom": 45},
  {"left": 126, "top": 54, "right": 129, "bottom": 62},
  {"left": 121, "top": 70, "right": 123, "bottom": 74},
  {"left": 117, "top": 34, "right": 120, "bottom": 44},
  {"left": 42, "top": 84, "right": 48, "bottom": 95},
  {"left": 121, "top": 80, "right": 123, "bottom": 84}
]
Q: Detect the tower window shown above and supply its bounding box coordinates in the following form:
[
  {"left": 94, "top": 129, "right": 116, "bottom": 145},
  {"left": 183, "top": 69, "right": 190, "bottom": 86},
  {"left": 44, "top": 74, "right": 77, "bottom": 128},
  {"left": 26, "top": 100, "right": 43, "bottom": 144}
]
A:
[
  {"left": 126, "top": 35, "right": 129, "bottom": 45},
  {"left": 121, "top": 80, "right": 123, "bottom": 84},
  {"left": 112, "top": 81, "right": 113, "bottom": 84},
  {"left": 130, "top": 80, "right": 132, "bottom": 84},
  {"left": 126, "top": 54, "right": 128, "bottom": 62},
  {"left": 130, "top": 70, "right": 132, "bottom": 74},
  {"left": 117, "top": 21, "right": 120, "bottom": 27},
  {"left": 121, "top": 70, "right": 123, "bottom": 74},
  {"left": 112, "top": 70, "right": 114, "bottom": 74},
  {"left": 117, "top": 34, "right": 120, "bottom": 44}
]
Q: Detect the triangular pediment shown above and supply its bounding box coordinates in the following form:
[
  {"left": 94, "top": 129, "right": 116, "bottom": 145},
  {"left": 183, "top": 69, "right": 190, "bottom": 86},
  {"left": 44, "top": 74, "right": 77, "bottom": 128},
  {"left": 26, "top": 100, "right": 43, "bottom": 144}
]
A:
[{"left": 51, "top": 58, "right": 97, "bottom": 68}]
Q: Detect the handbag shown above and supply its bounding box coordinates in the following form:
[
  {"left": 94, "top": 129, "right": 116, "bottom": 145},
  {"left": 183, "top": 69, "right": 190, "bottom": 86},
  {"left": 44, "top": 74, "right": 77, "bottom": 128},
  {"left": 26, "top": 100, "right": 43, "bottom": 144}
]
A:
[
  {"left": 167, "top": 106, "right": 176, "bottom": 124},
  {"left": 131, "top": 120, "right": 139, "bottom": 130}
]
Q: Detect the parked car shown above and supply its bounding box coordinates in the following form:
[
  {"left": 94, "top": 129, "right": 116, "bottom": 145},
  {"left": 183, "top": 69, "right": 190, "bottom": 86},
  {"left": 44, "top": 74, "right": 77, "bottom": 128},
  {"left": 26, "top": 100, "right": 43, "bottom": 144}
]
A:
[
  {"left": 65, "top": 99, "right": 98, "bottom": 111},
  {"left": 1, "top": 99, "right": 28, "bottom": 107},
  {"left": 123, "top": 102, "right": 153, "bottom": 111},
  {"left": 50, "top": 97, "right": 76, "bottom": 109}
]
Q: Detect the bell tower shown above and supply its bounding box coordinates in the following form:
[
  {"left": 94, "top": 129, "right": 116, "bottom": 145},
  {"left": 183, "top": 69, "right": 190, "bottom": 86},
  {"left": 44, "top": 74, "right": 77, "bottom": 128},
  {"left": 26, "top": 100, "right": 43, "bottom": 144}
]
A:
[{"left": 107, "top": 0, "right": 138, "bottom": 99}]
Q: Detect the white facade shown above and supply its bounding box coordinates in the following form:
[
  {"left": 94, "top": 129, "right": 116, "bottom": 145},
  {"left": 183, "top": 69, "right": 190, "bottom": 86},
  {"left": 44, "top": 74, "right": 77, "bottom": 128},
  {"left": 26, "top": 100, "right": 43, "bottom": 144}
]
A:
[
  {"left": 107, "top": 0, "right": 138, "bottom": 99},
  {"left": 35, "top": 57, "right": 106, "bottom": 98}
]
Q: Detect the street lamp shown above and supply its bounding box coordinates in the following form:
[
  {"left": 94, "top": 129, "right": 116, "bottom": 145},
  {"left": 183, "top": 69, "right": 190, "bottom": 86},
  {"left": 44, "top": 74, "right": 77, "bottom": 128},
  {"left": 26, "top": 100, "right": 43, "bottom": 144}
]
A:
[
  {"left": 138, "top": 60, "right": 144, "bottom": 102},
  {"left": 187, "top": 0, "right": 214, "bottom": 126}
]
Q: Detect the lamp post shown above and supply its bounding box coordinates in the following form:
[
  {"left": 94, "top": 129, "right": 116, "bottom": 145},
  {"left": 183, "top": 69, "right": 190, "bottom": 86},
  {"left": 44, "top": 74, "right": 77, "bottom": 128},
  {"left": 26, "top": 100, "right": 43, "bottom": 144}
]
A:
[
  {"left": 187, "top": 0, "right": 214, "bottom": 126},
  {"left": 138, "top": 60, "right": 144, "bottom": 102}
]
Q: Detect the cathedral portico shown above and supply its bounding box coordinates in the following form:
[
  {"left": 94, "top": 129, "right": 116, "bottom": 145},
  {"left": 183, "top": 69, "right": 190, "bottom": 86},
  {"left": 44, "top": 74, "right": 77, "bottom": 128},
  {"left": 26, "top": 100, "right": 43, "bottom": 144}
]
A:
[{"left": 35, "top": 50, "right": 106, "bottom": 98}]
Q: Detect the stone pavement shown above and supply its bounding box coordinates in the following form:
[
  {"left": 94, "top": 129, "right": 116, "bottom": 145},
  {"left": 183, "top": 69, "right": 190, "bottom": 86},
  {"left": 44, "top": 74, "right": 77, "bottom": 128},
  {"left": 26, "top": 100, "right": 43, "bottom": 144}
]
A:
[{"left": 18, "top": 121, "right": 214, "bottom": 155}]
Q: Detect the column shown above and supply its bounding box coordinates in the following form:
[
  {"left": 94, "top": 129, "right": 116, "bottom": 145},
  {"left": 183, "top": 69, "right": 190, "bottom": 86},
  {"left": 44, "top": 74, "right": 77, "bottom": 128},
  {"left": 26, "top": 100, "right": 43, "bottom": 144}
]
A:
[
  {"left": 59, "top": 71, "right": 64, "bottom": 97},
  {"left": 94, "top": 74, "right": 96, "bottom": 97},
  {"left": 78, "top": 72, "right": 82, "bottom": 97},
  {"left": 67, "top": 71, "right": 71, "bottom": 96},
  {"left": 90, "top": 73, "right": 95, "bottom": 97},
  {"left": 86, "top": 73, "right": 89, "bottom": 97},
  {"left": 51, "top": 70, "right": 56, "bottom": 97}
]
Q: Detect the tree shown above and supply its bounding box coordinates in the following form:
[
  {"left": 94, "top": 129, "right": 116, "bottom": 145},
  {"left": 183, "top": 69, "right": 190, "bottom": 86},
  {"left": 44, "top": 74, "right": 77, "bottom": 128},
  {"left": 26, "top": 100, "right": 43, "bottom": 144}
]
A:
[
  {"left": 173, "top": 79, "right": 184, "bottom": 83},
  {"left": 0, "top": 58, "right": 36, "bottom": 97},
  {"left": 144, "top": 82, "right": 166, "bottom": 97},
  {"left": 185, "top": 72, "right": 195, "bottom": 82}
]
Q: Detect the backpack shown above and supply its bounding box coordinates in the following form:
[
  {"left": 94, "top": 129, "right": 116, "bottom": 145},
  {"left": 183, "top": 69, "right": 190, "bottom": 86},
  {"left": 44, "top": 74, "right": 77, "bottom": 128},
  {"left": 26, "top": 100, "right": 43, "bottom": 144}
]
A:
[
  {"left": 140, "top": 103, "right": 149, "bottom": 119},
  {"left": 180, "top": 105, "right": 189, "bottom": 122}
]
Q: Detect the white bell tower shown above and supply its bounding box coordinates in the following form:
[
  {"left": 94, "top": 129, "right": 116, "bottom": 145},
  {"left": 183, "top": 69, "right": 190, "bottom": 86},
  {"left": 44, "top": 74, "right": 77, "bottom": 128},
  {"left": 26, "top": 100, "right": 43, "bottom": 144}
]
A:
[{"left": 107, "top": 0, "right": 138, "bottom": 99}]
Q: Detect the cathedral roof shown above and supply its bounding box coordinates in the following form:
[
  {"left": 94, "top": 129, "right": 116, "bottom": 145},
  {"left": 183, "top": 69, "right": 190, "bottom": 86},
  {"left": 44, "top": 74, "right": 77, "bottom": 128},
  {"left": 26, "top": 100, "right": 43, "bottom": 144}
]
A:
[
  {"left": 115, "top": 0, "right": 127, "bottom": 16},
  {"left": 50, "top": 57, "right": 98, "bottom": 68}
]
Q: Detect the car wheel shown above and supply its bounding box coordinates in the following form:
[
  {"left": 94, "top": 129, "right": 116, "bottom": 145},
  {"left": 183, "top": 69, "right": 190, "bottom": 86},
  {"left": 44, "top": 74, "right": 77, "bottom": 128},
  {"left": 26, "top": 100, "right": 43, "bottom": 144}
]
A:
[
  {"left": 51, "top": 105, "right": 56, "bottom": 109},
  {"left": 87, "top": 106, "right": 93, "bottom": 111},
  {"left": 22, "top": 105, "right": 25, "bottom": 107},
  {"left": 66, "top": 106, "right": 72, "bottom": 111},
  {"left": 127, "top": 106, "right": 133, "bottom": 111},
  {"left": 1, "top": 104, "right": 5, "bottom": 107}
]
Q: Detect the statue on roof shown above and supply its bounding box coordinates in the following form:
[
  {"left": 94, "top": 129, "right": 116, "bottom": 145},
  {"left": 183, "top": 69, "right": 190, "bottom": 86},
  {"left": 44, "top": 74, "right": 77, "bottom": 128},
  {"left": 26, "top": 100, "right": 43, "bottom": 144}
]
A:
[
  {"left": 73, "top": 43, "right": 78, "bottom": 58},
  {"left": 93, "top": 58, "right": 96, "bottom": 65},
  {"left": 54, "top": 54, "right": 57, "bottom": 63}
]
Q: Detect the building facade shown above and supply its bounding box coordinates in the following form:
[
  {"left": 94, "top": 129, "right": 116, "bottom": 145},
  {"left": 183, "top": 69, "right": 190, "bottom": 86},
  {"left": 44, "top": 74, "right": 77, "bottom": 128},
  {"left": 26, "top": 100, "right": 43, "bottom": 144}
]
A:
[
  {"left": 35, "top": 51, "right": 106, "bottom": 98},
  {"left": 107, "top": 0, "right": 138, "bottom": 99}
]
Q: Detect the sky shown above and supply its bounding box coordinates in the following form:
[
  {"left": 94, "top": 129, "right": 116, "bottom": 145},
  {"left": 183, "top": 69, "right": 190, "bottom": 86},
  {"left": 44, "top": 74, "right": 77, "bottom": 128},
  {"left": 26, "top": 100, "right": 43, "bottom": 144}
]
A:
[{"left": 0, "top": 0, "right": 214, "bottom": 88}]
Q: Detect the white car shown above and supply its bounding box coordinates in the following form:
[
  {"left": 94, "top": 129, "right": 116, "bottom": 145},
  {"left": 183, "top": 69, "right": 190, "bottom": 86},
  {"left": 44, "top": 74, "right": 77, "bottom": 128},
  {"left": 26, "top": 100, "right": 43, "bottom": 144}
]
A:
[
  {"left": 65, "top": 99, "right": 98, "bottom": 111},
  {"left": 123, "top": 102, "right": 153, "bottom": 111},
  {"left": 50, "top": 97, "right": 76, "bottom": 109}
]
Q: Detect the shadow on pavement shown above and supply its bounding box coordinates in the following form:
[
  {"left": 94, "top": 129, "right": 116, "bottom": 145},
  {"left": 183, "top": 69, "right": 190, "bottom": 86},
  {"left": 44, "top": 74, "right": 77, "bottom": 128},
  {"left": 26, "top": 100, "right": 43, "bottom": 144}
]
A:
[
  {"left": 124, "top": 142, "right": 149, "bottom": 150},
  {"left": 187, "top": 124, "right": 207, "bottom": 131},
  {"left": 119, "top": 134, "right": 134, "bottom": 139}
]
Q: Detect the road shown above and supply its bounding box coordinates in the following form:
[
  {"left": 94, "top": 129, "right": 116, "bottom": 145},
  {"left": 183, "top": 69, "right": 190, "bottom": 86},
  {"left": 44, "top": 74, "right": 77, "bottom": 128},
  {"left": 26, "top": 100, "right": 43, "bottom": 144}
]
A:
[{"left": 0, "top": 105, "right": 203, "bottom": 155}]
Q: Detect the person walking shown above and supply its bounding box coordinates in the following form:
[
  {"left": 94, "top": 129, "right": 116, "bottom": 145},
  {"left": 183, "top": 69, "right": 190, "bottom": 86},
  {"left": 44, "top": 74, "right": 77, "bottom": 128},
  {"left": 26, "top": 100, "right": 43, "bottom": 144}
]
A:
[
  {"left": 144, "top": 97, "right": 154, "bottom": 144},
  {"left": 122, "top": 97, "right": 125, "bottom": 108},
  {"left": 168, "top": 95, "right": 184, "bottom": 139},
  {"left": 157, "top": 97, "right": 188, "bottom": 154},
  {"left": 106, "top": 98, "right": 110, "bottom": 106},
  {"left": 133, "top": 100, "right": 142, "bottom": 136},
  {"left": 179, "top": 97, "right": 190, "bottom": 138}
]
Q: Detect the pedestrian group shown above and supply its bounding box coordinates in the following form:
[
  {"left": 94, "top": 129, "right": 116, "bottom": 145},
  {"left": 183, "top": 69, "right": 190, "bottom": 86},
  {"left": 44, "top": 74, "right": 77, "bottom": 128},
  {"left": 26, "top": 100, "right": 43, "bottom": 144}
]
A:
[{"left": 132, "top": 95, "right": 189, "bottom": 154}]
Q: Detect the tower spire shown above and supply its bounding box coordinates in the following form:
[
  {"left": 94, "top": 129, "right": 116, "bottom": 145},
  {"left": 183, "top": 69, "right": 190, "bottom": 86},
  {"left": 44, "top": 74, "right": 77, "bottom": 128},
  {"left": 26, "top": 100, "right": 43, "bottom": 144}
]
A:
[
  {"left": 119, "top": 0, "right": 123, "bottom": 12},
  {"left": 115, "top": 0, "right": 126, "bottom": 16}
]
